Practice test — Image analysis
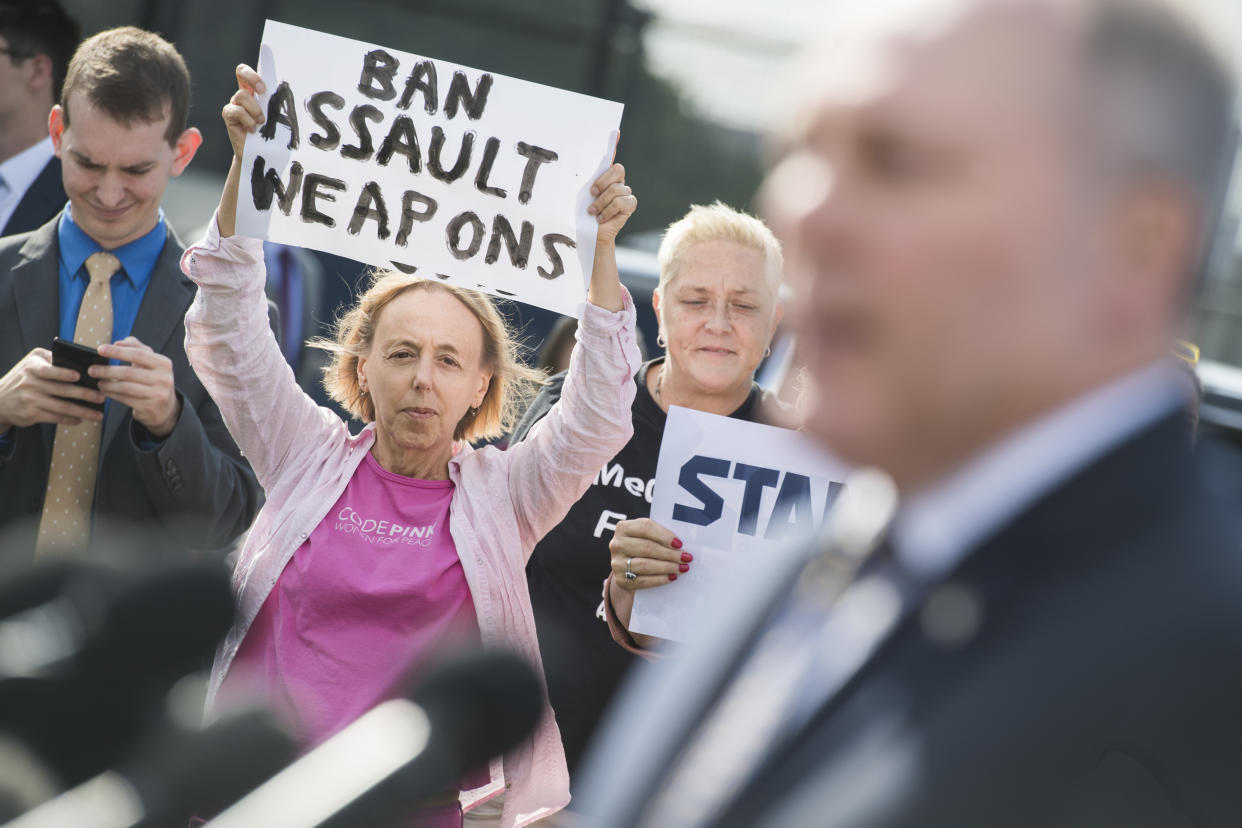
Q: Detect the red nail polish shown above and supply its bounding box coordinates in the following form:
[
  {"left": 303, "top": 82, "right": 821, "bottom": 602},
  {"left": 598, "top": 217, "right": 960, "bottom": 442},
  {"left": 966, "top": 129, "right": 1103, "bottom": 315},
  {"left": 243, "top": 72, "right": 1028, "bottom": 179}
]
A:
[
  {"left": 671, "top": 538, "right": 683, "bottom": 549},
  {"left": 680, "top": 551, "right": 693, "bottom": 563},
  {"left": 678, "top": 563, "right": 689, "bottom": 573},
  {"left": 668, "top": 573, "right": 678, "bottom": 581}
]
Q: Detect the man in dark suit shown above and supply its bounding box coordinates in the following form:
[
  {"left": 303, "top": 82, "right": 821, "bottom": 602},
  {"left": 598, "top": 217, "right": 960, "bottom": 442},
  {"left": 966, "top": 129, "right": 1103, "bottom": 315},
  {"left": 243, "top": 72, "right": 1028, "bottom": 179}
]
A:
[
  {"left": 0, "top": 0, "right": 77, "bottom": 237},
  {"left": 0, "top": 26, "right": 261, "bottom": 565},
  {"left": 577, "top": 1, "right": 1242, "bottom": 826}
]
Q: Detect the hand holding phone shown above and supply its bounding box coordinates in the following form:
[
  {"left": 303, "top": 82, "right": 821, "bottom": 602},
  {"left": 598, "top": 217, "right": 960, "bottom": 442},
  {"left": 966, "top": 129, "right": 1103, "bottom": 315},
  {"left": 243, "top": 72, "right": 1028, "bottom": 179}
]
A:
[
  {"left": 0, "top": 345, "right": 106, "bottom": 430},
  {"left": 51, "top": 337, "right": 110, "bottom": 412},
  {"left": 91, "top": 337, "right": 182, "bottom": 438}
]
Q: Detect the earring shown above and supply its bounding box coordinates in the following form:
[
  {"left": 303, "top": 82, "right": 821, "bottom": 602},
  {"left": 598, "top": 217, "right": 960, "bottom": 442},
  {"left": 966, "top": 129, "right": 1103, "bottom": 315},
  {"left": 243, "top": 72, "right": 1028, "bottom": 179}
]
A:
[
  {"left": 470, "top": 406, "right": 479, "bottom": 416},
  {"left": 657, "top": 332, "right": 667, "bottom": 349},
  {"left": 764, "top": 346, "right": 771, "bottom": 358}
]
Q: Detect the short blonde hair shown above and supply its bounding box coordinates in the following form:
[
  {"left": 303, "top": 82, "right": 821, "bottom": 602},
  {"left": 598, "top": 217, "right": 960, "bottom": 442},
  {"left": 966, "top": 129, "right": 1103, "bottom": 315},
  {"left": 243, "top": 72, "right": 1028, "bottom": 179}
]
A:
[
  {"left": 312, "top": 271, "right": 544, "bottom": 443},
  {"left": 656, "top": 201, "right": 784, "bottom": 298}
]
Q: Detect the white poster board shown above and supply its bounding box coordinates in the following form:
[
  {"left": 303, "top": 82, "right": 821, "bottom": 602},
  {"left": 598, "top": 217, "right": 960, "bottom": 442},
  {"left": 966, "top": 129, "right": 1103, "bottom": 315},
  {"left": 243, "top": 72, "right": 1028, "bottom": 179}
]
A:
[
  {"left": 236, "top": 20, "right": 623, "bottom": 317},
  {"left": 630, "top": 406, "right": 850, "bottom": 641}
]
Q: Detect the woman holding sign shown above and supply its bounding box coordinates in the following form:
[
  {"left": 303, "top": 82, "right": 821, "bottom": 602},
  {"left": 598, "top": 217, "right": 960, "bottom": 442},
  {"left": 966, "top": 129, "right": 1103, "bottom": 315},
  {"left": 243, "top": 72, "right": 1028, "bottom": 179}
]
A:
[
  {"left": 180, "top": 65, "right": 639, "bottom": 828},
  {"left": 508, "top": 202, "right": 788, "bottom": 781}
]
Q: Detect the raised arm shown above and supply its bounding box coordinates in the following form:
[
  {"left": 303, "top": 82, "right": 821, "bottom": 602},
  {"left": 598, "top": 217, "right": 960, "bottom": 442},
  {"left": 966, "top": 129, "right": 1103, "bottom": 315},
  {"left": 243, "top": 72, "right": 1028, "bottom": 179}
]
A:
[
  {"left": 507, "top": 164, "right": 640, "bottom": 547},
  {"left": 585, "top": 162, "right": 635, "bottom": 312},
  {"left": 217, "top": 64, "right": 266, "bottom": 238},
  {"left": 181, "top": 64, "right": 345, "bottom": 492}
]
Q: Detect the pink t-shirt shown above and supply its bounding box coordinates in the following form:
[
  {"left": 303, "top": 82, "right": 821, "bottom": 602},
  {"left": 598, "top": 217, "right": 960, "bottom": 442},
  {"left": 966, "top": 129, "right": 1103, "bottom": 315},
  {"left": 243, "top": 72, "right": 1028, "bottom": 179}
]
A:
[{"left": 223, "top": 451, "right": 483, "bottom": 762}]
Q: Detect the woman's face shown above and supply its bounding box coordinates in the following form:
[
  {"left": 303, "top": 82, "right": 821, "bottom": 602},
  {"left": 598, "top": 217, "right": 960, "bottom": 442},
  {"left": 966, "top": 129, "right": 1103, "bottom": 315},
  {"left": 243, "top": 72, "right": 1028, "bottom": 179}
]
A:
[
  {"left": 358, "top": 288, "right": 492, "bottom": 459},
  {"left": 656, "top": 239, "right": 781, "bottom": 395}
]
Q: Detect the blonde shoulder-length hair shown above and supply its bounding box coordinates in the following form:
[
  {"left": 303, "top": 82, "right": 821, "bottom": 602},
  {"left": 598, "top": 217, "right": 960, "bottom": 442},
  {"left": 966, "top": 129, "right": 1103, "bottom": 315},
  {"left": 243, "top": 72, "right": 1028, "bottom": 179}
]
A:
[{"left": 311, "top": 270, "right": 545, "bottom": 444}]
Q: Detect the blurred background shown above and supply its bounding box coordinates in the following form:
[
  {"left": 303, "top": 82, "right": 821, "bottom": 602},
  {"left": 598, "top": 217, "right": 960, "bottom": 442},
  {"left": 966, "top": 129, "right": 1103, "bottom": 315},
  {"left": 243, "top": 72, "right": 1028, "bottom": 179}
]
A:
[
  {"left": 56, "top": 0, "right": 1242, "bottom": 428},
  {"left": 54, "top": 0, "right": 809, "bottom": 409},
  {"left": 59, "top": 0, "right": 803, "bottom": 247}
]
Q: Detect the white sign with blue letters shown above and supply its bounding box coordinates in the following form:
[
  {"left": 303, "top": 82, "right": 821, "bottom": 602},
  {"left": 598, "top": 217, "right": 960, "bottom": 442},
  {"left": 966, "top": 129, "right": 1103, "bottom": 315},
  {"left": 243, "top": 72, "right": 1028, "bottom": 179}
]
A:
[{"left": 630, "top": 406, "right": 850, "bottom": 641}]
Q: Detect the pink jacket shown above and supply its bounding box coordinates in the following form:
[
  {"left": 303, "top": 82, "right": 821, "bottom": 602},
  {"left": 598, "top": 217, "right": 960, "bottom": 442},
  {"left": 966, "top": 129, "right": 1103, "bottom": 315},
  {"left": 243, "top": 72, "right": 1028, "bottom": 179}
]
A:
[{"left": 180, "top": 220, "right": 639, "bottom": 827}]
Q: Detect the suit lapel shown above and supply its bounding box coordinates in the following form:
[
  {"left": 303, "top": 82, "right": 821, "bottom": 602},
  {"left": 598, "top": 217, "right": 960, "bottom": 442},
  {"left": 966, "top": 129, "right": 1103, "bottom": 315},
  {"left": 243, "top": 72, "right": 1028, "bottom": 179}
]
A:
[
  {"left": 100, "top": 224, "right": 192, "bottom": 455},
  {"left": 10, "top": 219, "right": 61, "bottom": 356},
  {"left": 717, "top": 412, "right": 1194, "bottom": 827},
  {"left": 577, "top": 544, "right": 811, "bottom": 828},
  {"left": 8, "top": 219, "right": 63, "bottom": 463},
  {"left": 3, "top": 158, "right": 66, "bottom": 237}
]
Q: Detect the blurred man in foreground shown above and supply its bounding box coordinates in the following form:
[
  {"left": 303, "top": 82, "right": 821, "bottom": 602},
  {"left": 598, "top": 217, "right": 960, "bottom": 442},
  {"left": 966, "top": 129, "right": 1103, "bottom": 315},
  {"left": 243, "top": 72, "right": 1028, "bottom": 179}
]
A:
[{"left": 577, "top": 0, "right": 1242, "bottom": 825}]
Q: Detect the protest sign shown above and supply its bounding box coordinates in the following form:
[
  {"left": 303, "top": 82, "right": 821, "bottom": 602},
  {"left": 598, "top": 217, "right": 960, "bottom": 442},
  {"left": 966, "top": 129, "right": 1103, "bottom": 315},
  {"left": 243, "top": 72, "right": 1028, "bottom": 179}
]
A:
[
  {"left": 236, "top": 20, "right": 624, "bottom": 317},
  {"left": 629, "top": 406, "right": 850, "bottom": 641}
]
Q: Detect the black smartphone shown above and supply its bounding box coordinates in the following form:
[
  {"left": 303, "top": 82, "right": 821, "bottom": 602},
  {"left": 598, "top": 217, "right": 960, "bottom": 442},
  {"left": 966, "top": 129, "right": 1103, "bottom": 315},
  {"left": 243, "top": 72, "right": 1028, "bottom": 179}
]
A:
[{"left": 50, "top": 337, "right": 109, "bottom": 412}]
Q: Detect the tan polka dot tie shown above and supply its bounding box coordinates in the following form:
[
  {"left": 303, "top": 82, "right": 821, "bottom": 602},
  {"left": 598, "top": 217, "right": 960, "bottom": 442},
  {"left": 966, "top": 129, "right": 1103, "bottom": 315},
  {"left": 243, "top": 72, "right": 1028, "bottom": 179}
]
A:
[{"left": 36, "top": 251, "right": 120, "bottom": 555}]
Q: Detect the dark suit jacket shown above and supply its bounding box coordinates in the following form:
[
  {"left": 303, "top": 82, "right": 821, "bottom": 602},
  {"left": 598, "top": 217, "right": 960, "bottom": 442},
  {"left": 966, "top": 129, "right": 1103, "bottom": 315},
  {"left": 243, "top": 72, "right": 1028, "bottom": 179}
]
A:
[
  {"left": 579, "top": 412, "right": 1242, "bottom": 827},
  {"left": 0, "top": 214, "right": 262, "bottom": 566},
  {"left": 2, "top": 157, "right": 66, "bottom": 238}
]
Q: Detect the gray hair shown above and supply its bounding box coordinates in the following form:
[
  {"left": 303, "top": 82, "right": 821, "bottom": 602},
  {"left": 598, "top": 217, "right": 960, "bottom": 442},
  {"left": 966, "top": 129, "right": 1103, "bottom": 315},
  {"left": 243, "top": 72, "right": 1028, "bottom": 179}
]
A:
[{"left": 1075, "top": 0, "right": 1236, "bottom": 213}]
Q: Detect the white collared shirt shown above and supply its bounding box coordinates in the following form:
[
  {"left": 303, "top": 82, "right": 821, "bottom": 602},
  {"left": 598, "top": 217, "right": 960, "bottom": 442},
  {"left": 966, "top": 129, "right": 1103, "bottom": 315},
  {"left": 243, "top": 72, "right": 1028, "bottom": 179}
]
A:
[
  {"left": 0, "top": 136, "right": 54, "bottom": 232},
  {"left": 891, "top": 360, "right": 1190, "bottom": 580}
]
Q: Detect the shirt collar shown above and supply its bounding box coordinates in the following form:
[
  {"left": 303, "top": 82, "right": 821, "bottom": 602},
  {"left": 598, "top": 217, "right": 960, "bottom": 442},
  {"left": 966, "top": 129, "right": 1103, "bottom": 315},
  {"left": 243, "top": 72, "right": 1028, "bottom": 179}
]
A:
[
  {"left": 0, "top": 136, "right": 54, "bottom": 195},
  {"left": 58, "top": 203, "right": 167, "bottom": 290},
  {"left": 890, "top": 360, "right": 1190, "bottom": 580}
]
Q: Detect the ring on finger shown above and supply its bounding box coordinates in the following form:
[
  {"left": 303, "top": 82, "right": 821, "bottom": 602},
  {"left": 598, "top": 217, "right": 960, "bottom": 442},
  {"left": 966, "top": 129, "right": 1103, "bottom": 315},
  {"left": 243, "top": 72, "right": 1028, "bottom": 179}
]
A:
[{"left": 624, "top": 557, "right": 637, "bottom": 581}]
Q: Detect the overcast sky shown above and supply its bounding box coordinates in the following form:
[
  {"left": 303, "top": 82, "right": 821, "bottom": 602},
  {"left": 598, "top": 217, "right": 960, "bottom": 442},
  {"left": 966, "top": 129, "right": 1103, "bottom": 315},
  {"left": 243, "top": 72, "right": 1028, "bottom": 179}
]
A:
[
  {"left": 633, "top": 0, "right": 814, "bottom": 131},
  {"left": 635, "top": 0, "right": 1242, "bottom": 133}
]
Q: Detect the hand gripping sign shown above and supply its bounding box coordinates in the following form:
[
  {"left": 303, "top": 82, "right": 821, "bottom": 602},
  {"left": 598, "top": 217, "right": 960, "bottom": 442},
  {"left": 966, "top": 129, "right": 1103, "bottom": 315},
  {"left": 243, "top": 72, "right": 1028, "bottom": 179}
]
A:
[
  {"left": 630, "top": 406, "right": 851, "bottom": 641},
  {"left": 237, "top": 20, "right": 623, "bottom": 317}
]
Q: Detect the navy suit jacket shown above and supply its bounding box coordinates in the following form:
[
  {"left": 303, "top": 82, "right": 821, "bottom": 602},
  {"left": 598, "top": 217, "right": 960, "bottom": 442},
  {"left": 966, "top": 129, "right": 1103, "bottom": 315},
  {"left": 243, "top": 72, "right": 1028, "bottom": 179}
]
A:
[
  {"left": 1, "top": 157, "right": 66, "bottom": 238},
  {"left": 0, "top": 213, "right": 262, "bottom": 567},
  {"left": 579, "top": 413, "right": 1242, "bottom": 828}
]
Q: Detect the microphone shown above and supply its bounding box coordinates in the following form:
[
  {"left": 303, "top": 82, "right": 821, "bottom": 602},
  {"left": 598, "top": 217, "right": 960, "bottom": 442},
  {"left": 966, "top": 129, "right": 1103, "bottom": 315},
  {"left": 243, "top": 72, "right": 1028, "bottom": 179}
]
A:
[
  {"left": 206, "top": 648, "right": 544, "bottom": 828},
  {"left": 0, "top": 736, "right": 59, "bottom": 821},
  {"left": 0, "top": 560, "right": 234, "bottom": 683},
  {"left": 1, "top": 707, "right": 296, "bottom": 828},
  {"left": 0, "top": 562, "right": 235, "bottom": 785},
  {"left": 0, "top": 560, "right": 83, "bottom": 622}
]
